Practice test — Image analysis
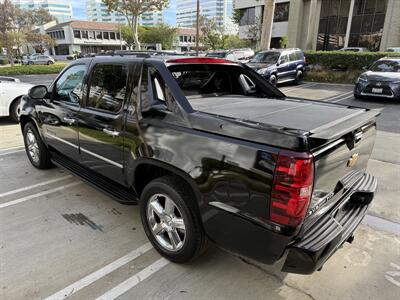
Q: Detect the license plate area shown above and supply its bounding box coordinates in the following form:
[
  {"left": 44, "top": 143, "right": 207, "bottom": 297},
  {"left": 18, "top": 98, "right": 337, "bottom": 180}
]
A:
[{"left": 372, "top": 88, "right": 383, "bottom": 94}]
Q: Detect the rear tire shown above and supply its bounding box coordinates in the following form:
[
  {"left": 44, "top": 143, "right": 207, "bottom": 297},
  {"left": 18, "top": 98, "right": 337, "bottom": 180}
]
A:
[
  {"left": 9, "top": 98, "right": 21, "bottom": 122},
  {"left": 140, "top": 175, "right": 208, "bottom": 263},
  {"left": 47, "top": 61, "right": 52, "bottom": 65},
  {"left": 294, "top": 69, "right": 304, "bottom": 85},
  {"left": 23, "top": 122, "right": 52, "bottom": 169}
]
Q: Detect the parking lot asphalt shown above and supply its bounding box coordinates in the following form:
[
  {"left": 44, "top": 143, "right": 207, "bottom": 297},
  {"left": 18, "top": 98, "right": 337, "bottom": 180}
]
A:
[{"left": 1, "top": 78, "right": 399, "bottom": 300}]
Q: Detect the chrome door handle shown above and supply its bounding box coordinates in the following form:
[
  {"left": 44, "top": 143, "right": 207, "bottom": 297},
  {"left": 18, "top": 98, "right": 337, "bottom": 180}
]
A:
[
  {"left": 103, "top": 128, "right": 120, "bottom": 137},
  {"left": 63, "top": 117, "right": 76, "bottom": 125}
]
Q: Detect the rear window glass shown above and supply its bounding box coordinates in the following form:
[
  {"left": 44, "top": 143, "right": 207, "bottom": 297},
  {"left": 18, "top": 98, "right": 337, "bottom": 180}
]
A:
[{"left": 168, "top": 64, "right": 281, "bottom": 111}]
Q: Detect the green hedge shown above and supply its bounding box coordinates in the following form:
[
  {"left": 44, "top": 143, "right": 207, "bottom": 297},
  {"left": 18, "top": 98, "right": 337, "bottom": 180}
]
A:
[
  {"left": 304, "top": 51, "right": 400, "bottom": 70},
  {"left": 0, "top": 62, "right": 67, "bottom": 76},
  {"left": 305, "top": 69, "right": 362, "bottom": 84}
]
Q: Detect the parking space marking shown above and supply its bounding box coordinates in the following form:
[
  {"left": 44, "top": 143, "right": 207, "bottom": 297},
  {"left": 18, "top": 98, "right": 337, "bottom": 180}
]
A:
[
  {"left": 44, "top": 243, "right": 153, "bottom": 300},
  {"left": 280, "top": 82, "right": 318, "bottom": 93},
  {"left": 0, "top": 148, "right": 25, "bottom": 156},
  {"left": 95, "top": 257, "right": 170, "bottom": 300},
  {"left": 321, "top": 91, "right": 353, "bottom": 102},
  {"left": 0, "top": 175, "right": 72, "bottom": 198},
  {"left": 0, "top": 181, "right": 81, "bottom": 209}
]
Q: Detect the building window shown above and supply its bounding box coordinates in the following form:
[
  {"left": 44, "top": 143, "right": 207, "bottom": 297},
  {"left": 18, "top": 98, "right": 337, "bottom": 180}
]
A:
[
  {"left": 349, "top": 0, "right": 387, "bottom": 51},
  {"left": 88, "top": 31, "right": 95, "bottom": 39},
  {"left": 82, "top": 30, "right": 88, "bottom": 39},
  {"left": 103, "top": 32, "right": 109, "bottom": 39},
  {"left": 116, "top": 32, "right": 120, "bottom": 39},
  {"left": 274, "top": 2, "right": 290, "bottom": 22},
  {"left": 110, "top": 32, "right": 116, "bottom": 39},
  {"left": 239, "top": 7, "right": 256, "bottom": 26},
  {"left": 96, "top": 31, "right": 102, "bottom": 39}
]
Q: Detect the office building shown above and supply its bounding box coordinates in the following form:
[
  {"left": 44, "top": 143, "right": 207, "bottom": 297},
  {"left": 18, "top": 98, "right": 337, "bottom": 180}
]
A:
[
  {"left": 86, "top": 0, "right": 164, "bottom": 27},
  {"left": 234, "top": 0, "right": 400, "bottom": 51},
  {"left": 45, "top": 20, "right": 126, "bottom": 55},
  {"left": 13, "top": 0, "right": 73, "bottom": 23},
  {"left": 176, "top": 0, "right": 236, "bottom": 33}
]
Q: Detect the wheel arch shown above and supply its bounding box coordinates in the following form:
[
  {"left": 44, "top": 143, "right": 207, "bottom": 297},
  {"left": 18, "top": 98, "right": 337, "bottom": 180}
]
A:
[
  {"left": 8, "top": 95, "right": 22, "bottom": 115},
  {"left": 132, "top": 159, "right": 203, "bottom": 210}
]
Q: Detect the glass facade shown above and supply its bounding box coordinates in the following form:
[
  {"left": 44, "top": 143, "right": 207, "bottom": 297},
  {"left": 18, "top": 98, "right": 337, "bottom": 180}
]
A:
[
  {"left": 317, "top": 0, "right": 351, "bottom": 50},
  {"left": 349, "top": 0, "right": 387, "bottom": 51},
  {"left": 317, "top": 0, "right": 387, "bottom": 51}
]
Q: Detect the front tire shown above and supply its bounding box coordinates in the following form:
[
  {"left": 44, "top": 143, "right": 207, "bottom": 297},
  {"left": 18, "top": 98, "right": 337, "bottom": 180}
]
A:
[
  {"left": 23, "top": 122, "right": 52, "bottom": 169},
  {"left": 269, "top": 74, "right": 277, "bottom": 86},
  {"left": 9, "top": 98, "right": 21, "bottom": 122},
  {"left": 140, "top": 175, "right": 208, "bottom": 263}
]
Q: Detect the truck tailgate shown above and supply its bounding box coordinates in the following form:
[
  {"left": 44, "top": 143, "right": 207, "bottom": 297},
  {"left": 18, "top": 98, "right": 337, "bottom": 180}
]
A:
[{"left": 305, "top": 110, "right": 380, "bottom": 226}]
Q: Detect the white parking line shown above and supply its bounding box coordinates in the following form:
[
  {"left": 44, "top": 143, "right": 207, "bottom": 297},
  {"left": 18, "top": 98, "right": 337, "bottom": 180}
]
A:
[
  {"left": 280, "top": 82, "right": 318, "bottom": 93},
  {"left": 321, "top": 91, "right": 353, "bottom": 102},
  {"left": 0, "top": 175, "right": 72, "bottom": 198},
  {"left": 95, "top": 258, "right": 170, "bottom": 300},
  {"left": 330, "top": 93, "right": 356, "bottom": 103},
  {"left": 44, "top": 243, "right": 153, "bottom": 300},
  {"left": 0, "top": 148, "right": 25, "bottom": 156},
  {"left": 0, "top": 181, "right": 81, "bottom": 209}
]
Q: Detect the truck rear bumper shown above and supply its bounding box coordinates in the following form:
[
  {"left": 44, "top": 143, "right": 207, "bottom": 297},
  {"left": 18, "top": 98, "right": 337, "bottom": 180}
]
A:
[{"left": 282, "top": 173, "right": 377, "bottom": 274}]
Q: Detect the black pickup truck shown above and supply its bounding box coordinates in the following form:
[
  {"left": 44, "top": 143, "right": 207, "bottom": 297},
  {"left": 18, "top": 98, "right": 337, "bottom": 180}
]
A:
[{"left": 20, "top": 56, "right": 378, "bottom": 274}]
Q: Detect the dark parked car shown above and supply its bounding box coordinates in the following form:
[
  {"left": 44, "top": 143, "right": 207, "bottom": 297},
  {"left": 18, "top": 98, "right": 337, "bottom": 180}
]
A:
[
  {"left": 247, "top": 48, "right": 305, "bottom": 85},
  {"left": 354, "top": 57, "right": 400, "bottom": 100},
  {"left": 20, "top": 56, "right": 378, "bottom": 274}
]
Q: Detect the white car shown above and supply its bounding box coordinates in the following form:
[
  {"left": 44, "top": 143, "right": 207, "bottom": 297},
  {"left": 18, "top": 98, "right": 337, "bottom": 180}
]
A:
[{"left": 0, "top": 77, "right": 33, "bottom": 122}]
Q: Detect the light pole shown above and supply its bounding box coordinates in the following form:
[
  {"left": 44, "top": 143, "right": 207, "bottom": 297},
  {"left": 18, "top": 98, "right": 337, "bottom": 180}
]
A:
[{"left": 196, "top": 0, "right": 200, "bottom": 55}]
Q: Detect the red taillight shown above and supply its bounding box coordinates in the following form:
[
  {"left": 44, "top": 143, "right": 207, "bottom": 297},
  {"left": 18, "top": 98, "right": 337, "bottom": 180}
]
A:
[
  {"left": 270, "top": 150, "right": 314, "bottom": 227},
  {"left": 166, "top": 57, "right": 236, "bottom": 64}
]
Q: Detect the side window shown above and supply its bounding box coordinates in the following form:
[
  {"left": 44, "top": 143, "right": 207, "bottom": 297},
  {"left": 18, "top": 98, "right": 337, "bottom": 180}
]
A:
[
  {"left": 87, "top": 64, "right": 127, "bottom": 113},
  {"left": 54, "top": 64, "right": 86, "bottom": 104},
  {"left": 280, "top": 54, "right": 289, "bottom": 64},
  {"left": 140, "top": 65, "right": 174, "bottom": 112},
  {"left": 289, "top": 52, "right": 297, "bottom": 61}
]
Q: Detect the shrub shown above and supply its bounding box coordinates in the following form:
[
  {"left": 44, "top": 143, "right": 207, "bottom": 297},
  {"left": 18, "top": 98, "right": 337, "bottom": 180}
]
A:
[
  {"left": 0, "top": 62, "right": 67, "bottom": 75},
  {"left": 304, "top": 51, "right": 400, "bottom": 70},
  {"left": 305, "top": 69, "right": 362, "bottom": 84},
  {"left": 0, "top": 59, "right": 8, "bottom": 65}
]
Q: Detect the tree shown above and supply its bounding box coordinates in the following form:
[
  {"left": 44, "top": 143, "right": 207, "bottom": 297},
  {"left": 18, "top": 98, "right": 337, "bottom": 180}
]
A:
[
  {"left": 0, "top": 0, "right": 17, "bottom": 65},
  {"left": 31, "top": 8, "right": 56, "bottom": 26},
  {"left": 25, "top": 32, "right": 56, "bottom": 54},
  {"left": 232, "top": 9, "right": 242, "bottom": 27},
  {"left": 224, "top": 35, "right": 251, "bottom": 49},
  {"left": 140, "top": 24, "right": 176, "bottom": 49},
  {"left": 279, "top": 36, "right": 288, "bottom": 48},
  {"left": 199, "top": 16, "right": 228, "bottom": 50},
  {"left": 120, "top": 25, "right": 136, "bottom": 48},
  {"left": 102, "top": 0, "right": 169, "bottom": 50}
]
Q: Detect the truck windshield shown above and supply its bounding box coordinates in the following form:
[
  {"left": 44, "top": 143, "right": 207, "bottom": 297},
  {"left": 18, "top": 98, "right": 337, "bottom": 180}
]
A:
[{"left": 250, "top": 52, "right": 280, "bottom": 64}]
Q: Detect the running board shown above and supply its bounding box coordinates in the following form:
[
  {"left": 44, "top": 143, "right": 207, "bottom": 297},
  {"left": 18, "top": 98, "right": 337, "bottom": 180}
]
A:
[{"left": 51, "top": 151, "right": 138, "bottom": 205}]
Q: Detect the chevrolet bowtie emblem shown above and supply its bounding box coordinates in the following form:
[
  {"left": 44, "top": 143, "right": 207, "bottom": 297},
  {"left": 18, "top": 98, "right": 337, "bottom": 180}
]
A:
[
  {"left": 376, "top": 82, "right": 382, "bottom": 86},
  {"left": 347, "top": 153, "right": 359, "bottom": 167}
]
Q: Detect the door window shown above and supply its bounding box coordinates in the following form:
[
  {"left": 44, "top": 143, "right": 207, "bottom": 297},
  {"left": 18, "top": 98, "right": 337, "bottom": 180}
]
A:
[
  {"left": 87, "top": 64, "right": 128, "bottom": 113},
  {"left": 289, "top": 52, "right": 298, "bottom": 61},
  {"left": 280, "top": 54, "right": 289, "bottom": 64},
  {"left": 54, "top": 64, "right": 87, "bottom": 103}
]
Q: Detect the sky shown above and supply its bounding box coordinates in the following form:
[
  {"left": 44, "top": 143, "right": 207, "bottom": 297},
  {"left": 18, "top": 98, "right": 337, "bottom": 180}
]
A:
[{"left": 70, "top": 0, "right": 177, "bottom": 25}]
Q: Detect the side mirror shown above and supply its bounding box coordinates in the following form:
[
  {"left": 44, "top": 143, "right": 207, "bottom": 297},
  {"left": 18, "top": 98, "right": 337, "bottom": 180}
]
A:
[{"left": 28, "top": 85, "right": 48, "bottom": 99}]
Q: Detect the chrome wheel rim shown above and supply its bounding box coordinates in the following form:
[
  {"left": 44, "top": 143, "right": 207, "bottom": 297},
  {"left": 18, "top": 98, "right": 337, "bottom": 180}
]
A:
[
  {"left": 146, "top": 193, "right": 186, "bottom": 251},
  {"left": 270, "top": 76, "right": 277, "bottom": 85},
  {"left": 26, "top": 129, "right": 39, "bottom": 163}
]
